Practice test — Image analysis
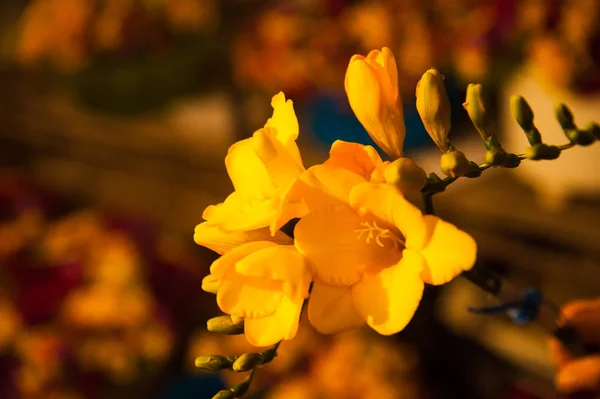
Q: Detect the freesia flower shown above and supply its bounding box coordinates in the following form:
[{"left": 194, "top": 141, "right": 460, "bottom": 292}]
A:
[
  {"left": 345, "top": 47, "right": 405, "bottom": 160},
  {"left": 293, "top": 144, "right": 477, "bottom": 335},
  {"left": 202, "top": 241, "right": 312, "bottom": 346},
  {"left": 194, "top": 92, "right": 308, "bottom": 254}
]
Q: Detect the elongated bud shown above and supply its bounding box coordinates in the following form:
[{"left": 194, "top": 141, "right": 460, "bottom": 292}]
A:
[
  {"left": 230, "top": 370, "right": 256, "bottom": 397},
  {"left": 464, "top": 84, "right": 495, "bottom": 145},
  {"left": 510, "top": 95, "right": 535, "bottom": 131},
  {"left": 233, "top": 353, "right": 264, "bottom": 372},
  {"left": 212, "top": 390, "right": 235, "bottom": 399},
  {"left": 207, "top": 315, "right": 245, "bottom": 335},
  {"left": 440, "top": 150, "right": 470, "bottom": 178},
  {"left": 202, "top": 274, "right": 220, "bottom": 294},
  {"left": 383, "top": 158, "right": 427, "bottom": 193},
  {"left": 416, "top": 68, "right": 451, "bottom": 152},
  {"left": 555, "top": 103, "right": 576, "bottom": 130},
  {"left": 525, "top": 144, "right": 561, "bottom": 160},
  {"left": 195, "top": 355, "right": 234, "bottom": 371}
]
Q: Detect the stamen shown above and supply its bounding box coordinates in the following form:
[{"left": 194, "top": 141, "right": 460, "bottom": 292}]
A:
[{"left": 354, "top": 221, "right": 405, "bottom": 248}]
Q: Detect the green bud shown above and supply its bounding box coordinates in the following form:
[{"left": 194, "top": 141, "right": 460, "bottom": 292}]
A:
[
  {"left": 232, "top": 353, "right": 264, "bottom": 372},
  {"left": 503, "top": 154, "right": 521, "bottom": 168},
  {"left": 231, "top": 371, "right": 255, "bottom": 397},
  {"left": 585, "top": 122, "right": 600, "bottom": 139},
  {"left": 510, "top": 95, "right": 535, "bottom": 132},
  {"left": 484, "top": 148, "right": 508, "bottom": 166},
  {"left": 463, "top": 84, "right": 495, "bottom": 144},
  {"left": 384, "top": 158, "right": 427, "bottom": 193},
  {"left": 195, "top": 355, "right": 233, "bottom": 371},
  {"left": 525, "top": 144, "right": 561, "bottom": 160},
  {"left": 207, "top": 315, "right": 245, "bottom": 335},
  {"left": 440, "top": 150, "right": 470, "bottom": 178},
  {"left": 566, "top": 129, "right": 595, "bottom": 146},
  {"left": 416, "top": 68, "right": 452, "bottom": 152},
  {"left": 555, "top": 103, "right": 577, "bottom": 130},
  {"left": 212, "top": 390, "right": 235, "bottom": 399}
]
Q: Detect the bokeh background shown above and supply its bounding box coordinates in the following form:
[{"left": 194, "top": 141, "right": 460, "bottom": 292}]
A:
[{"left": 0, "top": 0, "right": 600, "bottom": 398}]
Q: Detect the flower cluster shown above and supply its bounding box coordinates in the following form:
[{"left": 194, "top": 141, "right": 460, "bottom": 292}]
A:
[{"left": 195, "top": 47, "right": 477, "bottom": 348}]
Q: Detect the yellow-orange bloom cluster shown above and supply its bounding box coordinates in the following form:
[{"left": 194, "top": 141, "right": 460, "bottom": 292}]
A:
[{"left": 196, "top": 48, "right": 477, "bottom": 347}]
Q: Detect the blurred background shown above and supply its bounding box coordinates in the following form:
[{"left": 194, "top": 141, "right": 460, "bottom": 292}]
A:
[{"left": 0, "top": 0, "right": 600, "bottom": 398}]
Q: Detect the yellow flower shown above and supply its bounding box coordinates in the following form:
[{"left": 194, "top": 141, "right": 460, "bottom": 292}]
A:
[
  {"left": 416, "top": 68, "right": 452, "bottom": 152},
  {"left": 194, "top": 92, "right": 308, "bottom": 253},
  {"left": 203, "top": 241, "right": 312, "bottom": 347},
  {"left": 293, "top": 145, "right": 476, "bottom": 335},
  {"left": 345, "top": 47, "right": 405, "bottom": 159}
]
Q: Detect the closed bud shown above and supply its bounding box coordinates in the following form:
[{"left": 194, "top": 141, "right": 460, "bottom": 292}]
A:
[
  {"left": 416, "top": 68, "right": 452, "bottom": 152},
  {"left": 484, "top": 148, "right": 507, "bottom": 166},
  {"left": 585, "top": 122, "right": 600, "bottom": 139},
  {"left": 195, "top": 355, "right": 233, "bottom": 371},
  {"left": 566, "top": 129, "right": 595, "bottom": 146},
  {"left": 202, "top": 275, "right": 220, "bottom": 294},
  {"left": 233, "top": 353, "right": 264, "bottom": 372},
  {"left": 440, "top": 150, "right": 470, "bottom": 177},
  {"left": 212, "top": 390, "right": 235, "bottom": 399},
  {"left": 383, "top": 158, "right": 427, "bottom": 193},
  {"left": 525, "top": 144, "right": 561, "bottom": 160},
  {"left": 555, "top": 102, "right": 576, "bottom": 130},
  {"left": 463, "top": 84, "right": 494, "bottom": 143},
  {"left": 207, "top": 315, "right": 245, "bottom": 335},
  {"left": 510, "top": 95, "right": 535, "bottom": 132}
]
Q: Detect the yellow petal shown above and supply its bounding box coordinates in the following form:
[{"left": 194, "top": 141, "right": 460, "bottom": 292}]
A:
[
  {"left": 194, "top": 223, "right": 292, "bottom": 255},
  {"left": 209, "top": 241, "right": 278, "bottom": 279},
  {"left": 307, "top": 280, "right": 365, "bottom": 334},
  {"left": 265, "top": 92, "right": 299, "bottom": 144},
  {"left": 366, "top": 47, "right": 398, "bottom": 107},
  {"left": 202, "top": 192, "right": 278, "bottom": 232},
  {"left": 217, "top": 269, "right": 284, "bottom": 319},
  {"left": 419, "top": 215, "right": 477, "bottom": 285},
  {"left": 244, "top": 294, "right": 303, "bottom": 346},
  {"left": 294, "top": 206, "right": 400, "bottom": 286},
  {"left": 269, "top": 179, "right": 310, "bottom": 235},
  {"left": 415, "top": 68, "right": 451, "bottom": 151},
  {"left": 253, "top": 128, "right": 304, "bottom": 191},
  {"left": 294, "top": 164, "right": 366, "bottom": 211},
  {"left": 225, "top": 138, "right": 274, "bottom": 200},
  {"left": 351, "top": 249, "right": 425, "bottom": 335},
  {"left": 349, "top": 183, "right": 428, "bottom": 249},
  {"left": 324, "top": 140, "right": 383, "bottom": 180},
  {"left": 235, "top": 245, "right": 312, "bottom": 297},
  {"left": 201, "top": 274, "right": 220, "bottom": 294}
]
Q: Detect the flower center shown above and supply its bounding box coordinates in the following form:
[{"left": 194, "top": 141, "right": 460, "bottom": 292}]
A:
[{"left": 354, "top": 221, "right": 405, "bottom": 248}]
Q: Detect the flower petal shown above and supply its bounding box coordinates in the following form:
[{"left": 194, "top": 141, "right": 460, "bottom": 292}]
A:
[
  {"left": 265, "top": 92, "right": 299, "bottom": 144},
  {"left": 202, "top": 192, "right": 278, "bottom": 232},
  {"left": 235, "top": 245, "right": 312, "bottom": 296},
  {"left": 209, "top": 241, "right": 278, "bottom": 279},
  {"left": 419, "top": 215, "right": 477, "bottom": 285},
  {"left": 217, "top": 269, "right": 284, "bottom": 319},
  {"left": 307, "top": 281, "right": 365, "bottom": 334},
  {"left": 269, "top": 179, "right": 310, "bottom": 235},
  {"left": 351, "top": 249, "right": 425, "bottom": 335},
  {"left": 244, "top": 293, "right": 304, "bottom": 346},
  {"left": 349, "top": 183, "right": 428, "bottom": 250},
  {"left": 324, "top": 140, "right": 383, "bottom": 180},
  {"left": 194, "top": 223, "right": 292, "bottom": 255},
  {"left": 294, "top": 206, "right": 400, "bottom": 286},
  {"left": 294, "top": 164, "right": 366, "bottom": 211},
  {"left": 225, "top": 138, "right": 274, "bottom": 200},
  {"left": 253, "top": 128, "right": 304, "bottom": 191}
]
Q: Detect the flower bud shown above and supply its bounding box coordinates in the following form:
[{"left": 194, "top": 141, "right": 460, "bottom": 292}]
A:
[
  {"left": 202, "top": 274, "right": 220, "bottom": 294},
  {"left": 383, "top": 158, "right": 427, "bottom": 193},
  {"left": 207, "top": 315, "right": 245, "bottom": 335},
  {"left": 233, "top": 353, "right": 264, "bottom": 372},
  {"left": 345, "top": 47, "right": 405, "bottom": 159},
  {"left": 416, "top": 68, "right": 451, "bottom": 152},
  {"left": 510, "top": 95, "right": 535, "bottom": 131},
  {"left": 440, "top": 150, "right": 470, "bottom": 177},
  {"left": 525, "top": 144, "right": 561, "bottom": 160},
  {"left": 463, "top": 84, "right": 494, "bottom": 143},
  {"left": 585, "top": 122, "right": 600, "bottom": 140},
  {"left": 554, "top": 102, "right": 576, "bottom": 130},
  {"left": 195, "top": 355, "right": 234, "bottom": 371}
]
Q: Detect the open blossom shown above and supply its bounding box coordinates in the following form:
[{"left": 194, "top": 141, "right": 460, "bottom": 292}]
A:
[
  {"left": 202, "top": 241, "right": 312, "bottom": 347},
  {"left": 194, "top": 92, "right": 308, "bottom": 254},
  {"left": 293, "top": 143, "right": 477, "bottom": 335},
  {"left": 345, "top": 47, "right": 405, "bottom": 159}
]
